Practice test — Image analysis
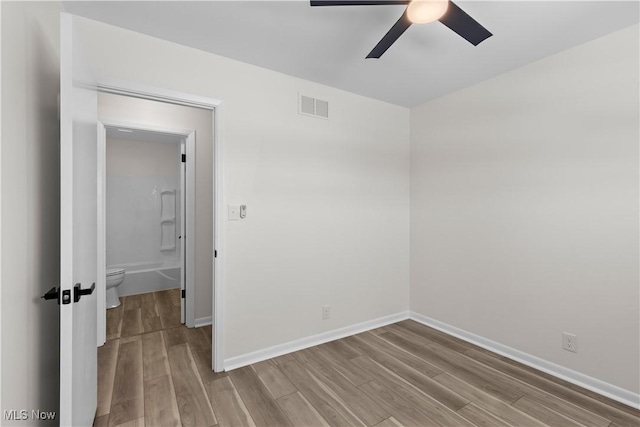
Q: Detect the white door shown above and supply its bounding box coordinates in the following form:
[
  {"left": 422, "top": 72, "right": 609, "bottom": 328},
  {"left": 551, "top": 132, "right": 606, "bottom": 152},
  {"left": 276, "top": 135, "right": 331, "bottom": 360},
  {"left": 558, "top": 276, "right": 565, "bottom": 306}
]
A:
[{"left": 60, "top": 12, "right": 98, "bottom": 426}]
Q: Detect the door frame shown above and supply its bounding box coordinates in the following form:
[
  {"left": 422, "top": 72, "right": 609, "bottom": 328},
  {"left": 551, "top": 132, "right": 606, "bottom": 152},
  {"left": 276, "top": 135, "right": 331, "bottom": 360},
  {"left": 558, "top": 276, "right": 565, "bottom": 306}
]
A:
[
  {"left": 97, "top": 120, "right": 196, "bottom": 333},
  {"left": 97, "top": 79, "right": 225, "bottom": 372}
]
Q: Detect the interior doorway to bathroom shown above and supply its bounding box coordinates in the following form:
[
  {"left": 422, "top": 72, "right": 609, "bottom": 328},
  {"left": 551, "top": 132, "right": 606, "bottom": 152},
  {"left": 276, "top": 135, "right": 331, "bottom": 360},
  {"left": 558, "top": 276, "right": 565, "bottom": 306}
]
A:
[
  {"left": 93, "top": 85, "right": 224, "bottom": 373},
  {"left": 98, "top": 121, "right": 195, "bottom": 336}
]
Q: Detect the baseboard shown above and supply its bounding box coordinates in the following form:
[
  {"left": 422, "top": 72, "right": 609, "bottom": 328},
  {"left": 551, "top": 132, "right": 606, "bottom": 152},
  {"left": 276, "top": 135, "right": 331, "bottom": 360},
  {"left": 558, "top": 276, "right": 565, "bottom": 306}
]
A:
[
  {"left": 194, "top": 316, "right": 212, "bottom": 327},
  {"left": 410, "top": 312, "right": 640, "bottom": 410},
  {"left": 224, "top": 311, "right": 410, "bottom": 371}
]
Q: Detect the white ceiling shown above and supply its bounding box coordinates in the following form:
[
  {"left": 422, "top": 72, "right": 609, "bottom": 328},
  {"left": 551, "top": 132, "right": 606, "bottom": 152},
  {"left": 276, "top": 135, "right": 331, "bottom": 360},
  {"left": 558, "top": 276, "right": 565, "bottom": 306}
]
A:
[{"left": 64, "top": 1, "right": 639, "bottom": 107}]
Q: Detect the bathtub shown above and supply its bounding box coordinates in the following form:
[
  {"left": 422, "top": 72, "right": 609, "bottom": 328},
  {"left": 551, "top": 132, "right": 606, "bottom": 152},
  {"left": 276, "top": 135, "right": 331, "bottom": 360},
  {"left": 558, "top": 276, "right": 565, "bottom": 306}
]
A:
[{"left": 110, "top": 261, "right": 182, "bottom": 296}]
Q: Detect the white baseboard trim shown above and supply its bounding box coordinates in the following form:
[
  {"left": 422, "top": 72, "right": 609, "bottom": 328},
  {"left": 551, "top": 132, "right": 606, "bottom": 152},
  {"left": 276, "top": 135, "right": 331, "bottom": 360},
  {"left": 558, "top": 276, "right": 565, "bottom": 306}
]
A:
[
  {"left": 224, "top": 311, "right": 410, "bottom": 371},
  {"left": 410, "top": 312, "right": 640, "bottom": 410},
  {"left": 194, "top": 316, "right": 212, "bottom": 327}
]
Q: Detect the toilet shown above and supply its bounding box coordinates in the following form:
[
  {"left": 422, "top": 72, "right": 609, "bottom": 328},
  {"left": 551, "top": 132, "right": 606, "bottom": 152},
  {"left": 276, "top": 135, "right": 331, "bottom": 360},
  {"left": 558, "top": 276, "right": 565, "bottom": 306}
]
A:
[{"left": 106, "top": 268, "right": 126, "bottom": 309}]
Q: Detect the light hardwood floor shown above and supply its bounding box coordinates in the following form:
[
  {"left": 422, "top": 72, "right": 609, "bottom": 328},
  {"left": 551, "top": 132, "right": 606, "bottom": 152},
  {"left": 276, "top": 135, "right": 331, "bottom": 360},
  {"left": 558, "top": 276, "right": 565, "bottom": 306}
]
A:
[{"left": 96, "top": 290, "right": 640, "bottom": 427}]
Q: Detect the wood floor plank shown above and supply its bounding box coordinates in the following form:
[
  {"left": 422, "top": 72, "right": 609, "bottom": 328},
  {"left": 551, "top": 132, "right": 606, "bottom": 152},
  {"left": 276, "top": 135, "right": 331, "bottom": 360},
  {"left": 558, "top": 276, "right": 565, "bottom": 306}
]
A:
[
  {"left": 294, "top": 349, "right": 390, "bottom": 426},
  {"left": 123, "top": 294, "right": 142, "bottom": 312},
  {"left": 352, "top": 356, "right": 474, "bottom": 427},
  {"left": 142, "top": 331, "right": 170, "bottom": 380},
  {"left": 192, "top": 347, "right": 229, "bottom": 384},
  {"left": 144, "top": 375, "right": 181, "bottom": 427},
  {"left": 345, "top": 332, "right": 444, "bottom": 378},
  {"left": 464, "top": 348, "right": 629, "bottom": 427},
  {"left": 109, "top": 339, "right": 144, "bottom": 427},
  {"left": 207, "top": 376, "right": 256, "bottom": 427},
  {"left": 507, "top": 357, "right": 639, "bottom": 418},
  {"left": 321, "top": 339, "right": 362, "bottom": 360},
  {"left": 277, "top": 391, "right": 330, "bottom": 427},
  {"left": 140, "top": 292, "right": 158, "bottom": 319},
  {"left": 312, "top": 342, "right": 373, "bottom": 386},
  {"left": 252, "top": 359, "right": 297, "bottom": 399},
  {"left": 163, "top": 327, "right": 187, "bottom": 348},
  {"left": 524, "top": 387, "right": 612, "bottom": 427},
  {"left": 272, "top": 353, "right": 295, "bottom": 365},
  {"left": 228, "top": 365, "right": 293, "bottom": 427},
  {"left": 457, "top": 403, "right": 512, "bottom": 427},
  {"left": 142, "top": 316, "right": 163, "bottom": 333},
  {"left": 513, "top": 396, "right": 583, "bottom": 427},
  {"left": 346, "top": 334, "right": 466, "bottom": 411},
  {"left": 161, "top": 311, "right": 182, "bottom": 330},
  {"left": 359, "top": 380, "right": 440, "bottom": 427},
  {"left": 112, "top": 417, "right": 144, "bottom": 427},
  {"left": 167, "top": 343, "right": 217, "bottom": 427},
  {"left": 155, "top": 290, "right": 176, "bottom": 316},
  {"left": 278, "top": 359, "right": 365, "bottom": 426},
  {"left": 432, "top": 372, "right": 545, "bottom": 427},
  {"left": 94, "top": 414, "right": 109, "bottom": 427},
  {"left": 97, "top": 339, "right": 120, "bottom": 416},
  {"left": 120, "top": 309, "right": 142, "bottom": 337},
  {"left": 380, "top": 329, "right": 529, "bottom": 404},
  {"left": 395, "top": 320, "right": 472, "bottom": 353},
  {"left": 106, "top": 303, "right": 124, "bottom": 340},
  {"left": 184, "top": 326, "right": 211, "bottom": 354},
  {"left": 372, "top": 416, "right": 404, "bottom": 427}
]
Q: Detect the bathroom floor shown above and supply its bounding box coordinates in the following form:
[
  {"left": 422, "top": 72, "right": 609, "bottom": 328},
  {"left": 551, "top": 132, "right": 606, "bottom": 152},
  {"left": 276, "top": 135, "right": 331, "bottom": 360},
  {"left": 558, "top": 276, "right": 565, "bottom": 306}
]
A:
[{"left": 105, "top": 288, "right": 182, "bottom": 340}]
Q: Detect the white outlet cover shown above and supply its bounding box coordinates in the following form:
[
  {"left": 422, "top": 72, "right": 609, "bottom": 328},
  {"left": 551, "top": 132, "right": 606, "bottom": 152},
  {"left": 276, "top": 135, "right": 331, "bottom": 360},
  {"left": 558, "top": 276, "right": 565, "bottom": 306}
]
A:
[{"left": 562, "top": 332, "right": 577, "bottom": 353}]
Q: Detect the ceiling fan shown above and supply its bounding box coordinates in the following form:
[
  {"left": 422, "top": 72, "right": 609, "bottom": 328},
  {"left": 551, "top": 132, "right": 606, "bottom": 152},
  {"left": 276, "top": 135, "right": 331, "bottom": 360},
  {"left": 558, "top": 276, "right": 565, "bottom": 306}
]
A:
[{"left": 310, "top": 0, "right": 492, "bottom": 58}]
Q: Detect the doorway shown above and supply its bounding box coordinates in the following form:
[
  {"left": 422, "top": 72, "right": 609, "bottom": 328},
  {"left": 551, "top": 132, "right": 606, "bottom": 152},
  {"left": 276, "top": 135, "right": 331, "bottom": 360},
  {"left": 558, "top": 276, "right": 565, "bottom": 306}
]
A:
[
  {"left": 98, "top": 124, "right": 194, "bottom": 332},
  {"left": 94, "top": 84, "right": 224, "bottom": 372}
]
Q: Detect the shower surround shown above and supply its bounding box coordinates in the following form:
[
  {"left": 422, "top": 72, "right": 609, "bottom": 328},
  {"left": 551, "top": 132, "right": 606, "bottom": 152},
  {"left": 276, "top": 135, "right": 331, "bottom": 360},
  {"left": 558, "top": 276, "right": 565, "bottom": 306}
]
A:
[{"left": 106, "top": 136, "right": 182, "bottom": 296}]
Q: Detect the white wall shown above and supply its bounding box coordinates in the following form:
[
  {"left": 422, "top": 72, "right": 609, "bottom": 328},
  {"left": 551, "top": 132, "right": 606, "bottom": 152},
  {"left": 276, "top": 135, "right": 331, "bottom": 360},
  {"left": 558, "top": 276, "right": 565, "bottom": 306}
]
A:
[
  {"left": 79, "top": 17, "right": 411, "bottom": 361},
  {"left": 410, "top": 24, "right": 639, "bottom": 395},
  {"left": 0, "top": 1, "right": 64, "bottom": 423},
  {"left": 106, "top": 137, "right": 181, "bottom": 269},
  {"left": 99, "top": 94, "right": 213, "bottom": 318}
]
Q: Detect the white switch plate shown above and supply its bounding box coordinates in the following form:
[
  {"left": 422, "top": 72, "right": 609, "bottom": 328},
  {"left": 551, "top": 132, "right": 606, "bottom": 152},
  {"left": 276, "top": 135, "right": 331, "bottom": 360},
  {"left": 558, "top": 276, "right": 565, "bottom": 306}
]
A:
[{"left": 228, "top": 205, "right": 239, "bottom": 221}]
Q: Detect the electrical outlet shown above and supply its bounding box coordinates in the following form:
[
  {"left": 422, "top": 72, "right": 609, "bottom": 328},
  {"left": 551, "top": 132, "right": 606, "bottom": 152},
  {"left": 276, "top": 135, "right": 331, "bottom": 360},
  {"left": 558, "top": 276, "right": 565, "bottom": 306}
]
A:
[
  {"left": 562, "top": 332, "right": 577, "bottom": 353},
  {"left": 322, "top": 305, "right": 331, "bottom": 320}
]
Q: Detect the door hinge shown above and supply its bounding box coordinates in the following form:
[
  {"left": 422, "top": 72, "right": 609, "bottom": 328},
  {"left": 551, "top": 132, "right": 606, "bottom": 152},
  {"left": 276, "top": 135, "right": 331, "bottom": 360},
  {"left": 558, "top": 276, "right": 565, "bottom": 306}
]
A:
[
  {"left": 181, "top": 289, "right": 186, "bottom": 298},
  {"left": 181, "top": 154, "right": 186, "bottom": 163},
  {"left": 214, "top": 250, "right": 217, "bottom": 258}
]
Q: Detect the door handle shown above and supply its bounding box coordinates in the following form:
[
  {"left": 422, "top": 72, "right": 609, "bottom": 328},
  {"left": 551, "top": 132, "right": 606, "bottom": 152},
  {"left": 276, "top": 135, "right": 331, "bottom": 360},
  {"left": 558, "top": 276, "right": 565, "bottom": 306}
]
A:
[{"left": 73, "top": 282, "right": 95, "bottom": 303}]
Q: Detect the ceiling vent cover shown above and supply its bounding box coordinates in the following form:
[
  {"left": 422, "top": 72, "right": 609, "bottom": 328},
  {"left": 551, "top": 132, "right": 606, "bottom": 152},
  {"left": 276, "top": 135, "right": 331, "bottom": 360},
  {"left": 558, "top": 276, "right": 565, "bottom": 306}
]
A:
[{"left": 299, "top": 94, "right": 329, "bottom": 119}]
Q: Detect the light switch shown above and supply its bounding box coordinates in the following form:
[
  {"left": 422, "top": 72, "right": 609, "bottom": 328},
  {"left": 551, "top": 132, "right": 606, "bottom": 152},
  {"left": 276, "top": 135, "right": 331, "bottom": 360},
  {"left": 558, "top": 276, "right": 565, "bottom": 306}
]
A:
[{"left": 228, "top": 205, "right": 239, "bottom": 221}]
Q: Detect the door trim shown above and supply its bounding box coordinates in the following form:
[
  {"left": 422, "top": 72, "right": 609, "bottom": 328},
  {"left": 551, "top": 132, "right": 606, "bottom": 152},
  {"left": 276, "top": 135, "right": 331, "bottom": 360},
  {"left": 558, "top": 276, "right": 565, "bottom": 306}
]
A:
[{"left": 97, "top": 79, "right": 225, "bottom": 372}]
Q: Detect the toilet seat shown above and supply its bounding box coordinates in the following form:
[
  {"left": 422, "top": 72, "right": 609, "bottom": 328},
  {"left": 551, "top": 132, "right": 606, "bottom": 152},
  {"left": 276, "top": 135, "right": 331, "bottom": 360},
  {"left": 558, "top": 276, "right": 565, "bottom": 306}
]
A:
[{"left": 106, "top": 268, "right": 125, "bottom": 277}]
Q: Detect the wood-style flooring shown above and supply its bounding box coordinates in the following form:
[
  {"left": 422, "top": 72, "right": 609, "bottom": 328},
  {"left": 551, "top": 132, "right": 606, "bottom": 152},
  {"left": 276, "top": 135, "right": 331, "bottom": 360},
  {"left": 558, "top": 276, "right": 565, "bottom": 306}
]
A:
[{"left": 96, "top": 290, "right": 640, "bottom": 427}]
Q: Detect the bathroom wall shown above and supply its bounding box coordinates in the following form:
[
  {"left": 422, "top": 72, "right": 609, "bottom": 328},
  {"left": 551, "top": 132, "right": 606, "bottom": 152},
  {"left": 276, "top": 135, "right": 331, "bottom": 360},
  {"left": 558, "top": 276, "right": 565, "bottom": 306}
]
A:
[{"left": 106, "top": 136, "right": 181, "bottom": 276}]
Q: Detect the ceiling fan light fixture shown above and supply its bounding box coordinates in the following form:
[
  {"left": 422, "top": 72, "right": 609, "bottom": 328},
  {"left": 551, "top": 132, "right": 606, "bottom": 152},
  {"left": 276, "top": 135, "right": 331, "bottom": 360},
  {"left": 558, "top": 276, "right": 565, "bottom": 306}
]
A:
[{"left": 407, "top": 0, "right": 449, "bottom": 24}]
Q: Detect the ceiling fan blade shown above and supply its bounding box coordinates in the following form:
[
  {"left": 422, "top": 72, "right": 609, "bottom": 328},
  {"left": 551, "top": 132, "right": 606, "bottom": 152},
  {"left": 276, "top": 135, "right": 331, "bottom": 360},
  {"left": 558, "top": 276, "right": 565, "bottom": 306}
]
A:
[
  {"left": 438, "top": 1, "right": 492, "bottom": 46},
  {"left": 311, "top": 1, "right": 409, "bottom": 6},
  {"left": 366, "top": 10, "right": 412, "bottom": 58}
]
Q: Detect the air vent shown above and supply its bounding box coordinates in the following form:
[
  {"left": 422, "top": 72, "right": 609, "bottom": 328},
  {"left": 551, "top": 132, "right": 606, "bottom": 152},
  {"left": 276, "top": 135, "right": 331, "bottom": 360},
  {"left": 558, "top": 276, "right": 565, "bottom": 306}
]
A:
[{"left": 299, "top": 94, "right": 329, "bottom": 119}]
